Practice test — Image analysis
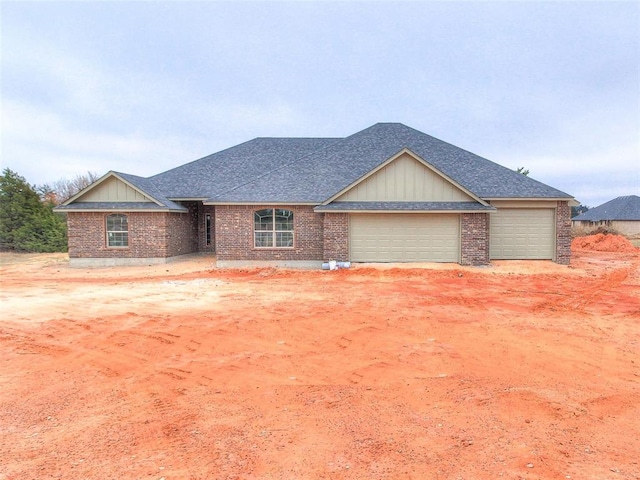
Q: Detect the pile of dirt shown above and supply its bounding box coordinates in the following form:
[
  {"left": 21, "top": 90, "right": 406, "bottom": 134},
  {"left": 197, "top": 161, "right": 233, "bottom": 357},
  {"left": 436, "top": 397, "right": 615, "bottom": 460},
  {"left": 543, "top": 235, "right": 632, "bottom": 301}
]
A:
[{"left": 571, "top": 233, "right": 638, "bottom": 253}]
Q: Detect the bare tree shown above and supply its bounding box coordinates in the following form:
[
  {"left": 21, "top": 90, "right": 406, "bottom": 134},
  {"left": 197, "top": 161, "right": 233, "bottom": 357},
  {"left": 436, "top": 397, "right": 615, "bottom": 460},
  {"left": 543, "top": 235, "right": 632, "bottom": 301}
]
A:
[{"left": 39, "top": 171, "right": 101, "bottom": 205}]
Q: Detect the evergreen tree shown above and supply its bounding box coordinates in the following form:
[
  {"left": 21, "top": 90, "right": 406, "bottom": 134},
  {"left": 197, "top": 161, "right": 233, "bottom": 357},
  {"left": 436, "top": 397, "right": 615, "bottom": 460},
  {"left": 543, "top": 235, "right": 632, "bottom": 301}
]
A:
[
  {"left": 571, "top": 204, "right": 590, "bottom": 217},
  {"left": 0, "top": 168, "right": 67, "bottom": 252}
]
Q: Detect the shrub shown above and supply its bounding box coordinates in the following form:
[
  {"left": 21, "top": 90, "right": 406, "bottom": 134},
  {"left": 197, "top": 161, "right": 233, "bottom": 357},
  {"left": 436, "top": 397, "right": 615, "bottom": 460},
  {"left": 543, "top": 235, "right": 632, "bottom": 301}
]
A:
[{"left": 0, "top": 168, "right": 67, "bottom": 252}]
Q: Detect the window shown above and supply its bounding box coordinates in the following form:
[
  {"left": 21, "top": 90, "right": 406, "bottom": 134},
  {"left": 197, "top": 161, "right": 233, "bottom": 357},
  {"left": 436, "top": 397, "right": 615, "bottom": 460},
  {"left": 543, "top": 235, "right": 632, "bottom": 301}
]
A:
[
  {"left": 205, "top": 214, "right": 212, "bottom": 246},
  {"left": 254, "top": 208, "right": 294, "bottom": 248},
  {"left": 106, "top": 214, "right": 128, "bottom": 247}
]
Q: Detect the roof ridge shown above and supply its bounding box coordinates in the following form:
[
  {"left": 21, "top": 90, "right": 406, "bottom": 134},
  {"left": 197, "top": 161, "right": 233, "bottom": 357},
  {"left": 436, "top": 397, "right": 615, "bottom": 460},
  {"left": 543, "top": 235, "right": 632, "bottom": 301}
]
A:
[
  {"left": 254, "top": 136, "right": 343, "bottom": 140},
  {"left": 114, "top": 171, "right": 145, "bottom": 179}
]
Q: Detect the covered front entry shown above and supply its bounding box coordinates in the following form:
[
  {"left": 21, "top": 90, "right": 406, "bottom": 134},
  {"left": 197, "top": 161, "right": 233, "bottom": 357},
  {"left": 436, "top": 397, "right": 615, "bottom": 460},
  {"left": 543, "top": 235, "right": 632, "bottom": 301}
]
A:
[
  {"left": 490, "top": 208, "right": 555, "bottom": 259},
  {"left": 349, "top": 213, "right": 460, "bottom": 262}
]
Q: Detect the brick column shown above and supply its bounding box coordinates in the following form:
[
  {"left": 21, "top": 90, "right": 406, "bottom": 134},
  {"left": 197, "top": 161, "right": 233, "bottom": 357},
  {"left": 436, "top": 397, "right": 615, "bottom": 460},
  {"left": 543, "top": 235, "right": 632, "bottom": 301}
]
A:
[
  {"left": 460, "top": 213, "right": 490, "bottom": 266},
  {"left": 323, "top": 213, "right": 349, "bottom": 261},
  {"left": 555, "top": 201, "right": 571, "bottom": 265}
]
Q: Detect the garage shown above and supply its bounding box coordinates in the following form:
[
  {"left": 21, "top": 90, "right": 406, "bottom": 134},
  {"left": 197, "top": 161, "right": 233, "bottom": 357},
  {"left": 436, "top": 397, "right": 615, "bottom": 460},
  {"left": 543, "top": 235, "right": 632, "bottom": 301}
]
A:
[
  {"left": 490, "top": 208, "right": 555, "bottom": 259},
  {"left": 350, "top": 213, "right": 460, "bottom": 262}
]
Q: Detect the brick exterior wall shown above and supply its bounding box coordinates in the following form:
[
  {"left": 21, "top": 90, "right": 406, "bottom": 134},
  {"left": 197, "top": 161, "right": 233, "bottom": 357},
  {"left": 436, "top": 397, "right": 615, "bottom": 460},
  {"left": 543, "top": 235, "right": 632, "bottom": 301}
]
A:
[
  {"left": 555, "top": 200, "right": 572, "bottom": 265},
  {"left": 460, "top": 213, "right": 490, "bottom": 266},
  {"left": 166, "top": 204, "right": 199, "bottom": 257},
  {"left": 67, "top": 210, "right": 196, "bottom": 259},
  {"left": 323, "top": 213, "right": 349, "bottom": 261},
  {"left": 67, "top": 203, "right": 570, "bottom": 266},
  {"left": 215, "top": 205, "right": 324, "bottom": 261}
]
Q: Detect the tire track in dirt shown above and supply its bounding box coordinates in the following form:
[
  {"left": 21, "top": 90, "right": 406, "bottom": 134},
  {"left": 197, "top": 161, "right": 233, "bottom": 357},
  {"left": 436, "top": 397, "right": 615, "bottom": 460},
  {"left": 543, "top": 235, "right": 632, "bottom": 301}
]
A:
[{"left": 2, "top": 247, "right": 640, "bottom": 479}]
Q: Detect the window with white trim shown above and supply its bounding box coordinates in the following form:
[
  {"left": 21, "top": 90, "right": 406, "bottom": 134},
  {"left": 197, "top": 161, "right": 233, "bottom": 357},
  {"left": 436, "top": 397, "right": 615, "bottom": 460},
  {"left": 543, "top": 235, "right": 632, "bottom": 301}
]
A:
[
  {"left": 106, "top": 214, "right": 128, "bottom": 247},
  {"left": 205, "top": 214, "right": 212, "bottom": 246},
  {"left": 254, "top": 208, "right": 294, "bottom": 248}
]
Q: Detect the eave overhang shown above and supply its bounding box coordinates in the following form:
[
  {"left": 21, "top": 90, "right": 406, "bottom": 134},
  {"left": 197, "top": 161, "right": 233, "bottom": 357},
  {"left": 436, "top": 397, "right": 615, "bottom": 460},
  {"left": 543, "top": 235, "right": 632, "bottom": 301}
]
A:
[
  {"left": 168, "top": 198, "right": 209, "bottom": 202},
  {"left": 314, "top": 201, "right": 497, "bottom": 213},
  {"left": 54, "top": 202, "right": 188, "bottom": 213},
  {"left": 204, "top": 201, "right": 318, "bottom": 206},
  {"left": 486, "top": 197, "right": 579, "bottom": 207}
]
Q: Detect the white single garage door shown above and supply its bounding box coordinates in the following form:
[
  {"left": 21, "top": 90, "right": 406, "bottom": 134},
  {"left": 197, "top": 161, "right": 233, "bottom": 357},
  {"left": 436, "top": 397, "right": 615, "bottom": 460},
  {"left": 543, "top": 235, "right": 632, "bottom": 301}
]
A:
[
  {"left": 490, "top": 208, "right": 555, "bottom": 259},
  {"left": 350, "top": 214, "right": 460, "bottom": 262}
]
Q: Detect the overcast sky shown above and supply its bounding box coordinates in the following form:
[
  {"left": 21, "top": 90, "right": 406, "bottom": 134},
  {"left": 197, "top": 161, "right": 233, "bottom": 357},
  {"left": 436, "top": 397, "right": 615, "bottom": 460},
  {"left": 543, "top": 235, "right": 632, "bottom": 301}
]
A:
[{"left": 2, "top": 1, "right": 638, "bottom": 207}]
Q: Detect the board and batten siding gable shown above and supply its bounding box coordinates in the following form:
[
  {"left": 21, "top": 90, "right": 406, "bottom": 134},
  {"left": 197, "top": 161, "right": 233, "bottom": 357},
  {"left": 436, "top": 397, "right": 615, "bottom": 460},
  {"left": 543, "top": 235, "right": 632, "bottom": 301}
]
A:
[
  {"left": 336, "top": 153, "right": 474, "bottom": 202},
  {"left": 76, "top": 176, "right": 153, "bottom": 203}
]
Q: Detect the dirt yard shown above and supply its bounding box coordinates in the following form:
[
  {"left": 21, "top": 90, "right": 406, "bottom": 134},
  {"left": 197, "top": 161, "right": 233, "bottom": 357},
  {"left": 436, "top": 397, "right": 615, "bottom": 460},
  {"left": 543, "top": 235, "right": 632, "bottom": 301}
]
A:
[{"left": 1, "top": 236, "right": 639, "bottom": 480}]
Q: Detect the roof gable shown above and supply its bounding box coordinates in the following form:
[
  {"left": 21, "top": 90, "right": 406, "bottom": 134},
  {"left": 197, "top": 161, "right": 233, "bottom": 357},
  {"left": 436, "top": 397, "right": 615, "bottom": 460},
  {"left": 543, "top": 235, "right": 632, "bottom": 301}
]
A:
[
  {"left": 332, "top": 149, "right": 478, "bottom": 203},
  {"left": 73, "top": 176, "right": 154, "bottom": 203},
  {"left": 57, "top": 171, "right": 187, "bottom": 212},
  {"left": 62, "top": 171, "right": 160, "bottom": 205}
]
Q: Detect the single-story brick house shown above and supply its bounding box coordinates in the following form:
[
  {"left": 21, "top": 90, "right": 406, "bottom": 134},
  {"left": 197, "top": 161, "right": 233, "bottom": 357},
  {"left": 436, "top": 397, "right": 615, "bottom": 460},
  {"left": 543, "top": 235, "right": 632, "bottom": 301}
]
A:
[
  {"left": 57, "top": 123, "right": 576, "bottom": 267},
  {"left": 572, "top": 195, "right": 640, "bottom": 243}
]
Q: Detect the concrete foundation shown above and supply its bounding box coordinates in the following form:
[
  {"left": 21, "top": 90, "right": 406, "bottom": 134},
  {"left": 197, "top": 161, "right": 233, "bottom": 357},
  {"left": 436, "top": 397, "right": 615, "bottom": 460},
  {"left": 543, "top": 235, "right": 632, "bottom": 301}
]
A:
[{"left": 216, "top": 260, "right": 323, "bottom": 269}]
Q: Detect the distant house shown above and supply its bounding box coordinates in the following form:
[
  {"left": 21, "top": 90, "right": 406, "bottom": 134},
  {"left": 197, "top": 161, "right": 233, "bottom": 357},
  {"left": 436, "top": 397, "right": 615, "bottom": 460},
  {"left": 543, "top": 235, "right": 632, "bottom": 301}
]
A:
[
  {"left": 56, "top": 123, "right": 576, "bottom": 267},
  {"left": 572, "top": 195, "right": 640, "bottom": 242}
]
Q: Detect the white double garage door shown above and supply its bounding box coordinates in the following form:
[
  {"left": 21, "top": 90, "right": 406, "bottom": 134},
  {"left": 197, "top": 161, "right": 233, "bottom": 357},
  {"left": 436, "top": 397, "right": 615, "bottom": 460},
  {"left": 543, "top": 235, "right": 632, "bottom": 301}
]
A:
[{"left": 349, "top": 209, "right": 555, "bottom": 262}]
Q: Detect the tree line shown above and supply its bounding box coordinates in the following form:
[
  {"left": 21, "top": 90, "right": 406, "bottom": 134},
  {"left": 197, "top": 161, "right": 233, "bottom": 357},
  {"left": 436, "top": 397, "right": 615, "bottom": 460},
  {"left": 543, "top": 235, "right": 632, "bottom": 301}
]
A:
[{"left": 0, "top": 168, "right": 99, "bottom": 252}]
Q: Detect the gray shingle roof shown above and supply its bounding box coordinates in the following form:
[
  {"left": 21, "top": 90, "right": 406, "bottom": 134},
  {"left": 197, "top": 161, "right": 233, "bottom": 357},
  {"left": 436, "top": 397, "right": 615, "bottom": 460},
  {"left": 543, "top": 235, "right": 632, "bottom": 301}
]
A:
[
  {"left": 150, "top": 138, "right": 341, "bottom": 199},
  {"left": 208, "top": 123, "right": 572, "bottom": 203},
  {"left": 65, "top": 123, "right": 574, "bottom": 209},
  {"left": 572, "top": 195, "right": 640, "bottom": 221},
  {"left": 114, "top": 172, "right": 189, "bottom": 211},
  {"left": 314, "top": 201, "right": 496, "bottom": 212}
]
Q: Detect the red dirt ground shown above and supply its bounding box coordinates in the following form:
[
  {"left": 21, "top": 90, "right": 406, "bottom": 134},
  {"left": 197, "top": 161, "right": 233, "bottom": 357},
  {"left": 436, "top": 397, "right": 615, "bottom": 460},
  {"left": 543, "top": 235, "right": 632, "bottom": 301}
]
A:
[{"left": 1, "top": 235, "right": 639, "bottom": 480}]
